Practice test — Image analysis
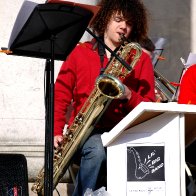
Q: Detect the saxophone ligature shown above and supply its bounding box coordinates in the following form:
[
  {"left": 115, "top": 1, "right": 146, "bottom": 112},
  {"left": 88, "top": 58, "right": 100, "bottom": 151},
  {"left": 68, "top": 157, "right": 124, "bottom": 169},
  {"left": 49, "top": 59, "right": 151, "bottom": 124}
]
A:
[{"left": 32, "top": 36, "right": 142, "bottom": 195}]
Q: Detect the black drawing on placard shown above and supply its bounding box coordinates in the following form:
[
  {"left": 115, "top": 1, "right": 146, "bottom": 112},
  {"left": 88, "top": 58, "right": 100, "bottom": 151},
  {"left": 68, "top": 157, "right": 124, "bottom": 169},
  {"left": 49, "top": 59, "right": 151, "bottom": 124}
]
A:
[{"left": 127, "top": 146, "right": 165, "bottom": 181}]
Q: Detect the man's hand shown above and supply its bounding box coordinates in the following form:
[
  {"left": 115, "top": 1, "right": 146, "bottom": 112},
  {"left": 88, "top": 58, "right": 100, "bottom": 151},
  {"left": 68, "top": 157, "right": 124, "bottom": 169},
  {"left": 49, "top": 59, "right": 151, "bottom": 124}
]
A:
[
  {"left": 54, "top": 135, "right": 63, "bottom": 148},
  {"left": 119, "top": 85, "right": 132, "bottom": 100}
]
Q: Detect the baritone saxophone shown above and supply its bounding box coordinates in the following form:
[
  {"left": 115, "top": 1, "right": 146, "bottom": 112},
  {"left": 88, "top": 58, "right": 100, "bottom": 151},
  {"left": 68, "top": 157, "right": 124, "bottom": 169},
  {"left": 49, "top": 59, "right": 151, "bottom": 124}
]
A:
[{"left": 32, "top": 39, "right": 142, "bottom": 195}]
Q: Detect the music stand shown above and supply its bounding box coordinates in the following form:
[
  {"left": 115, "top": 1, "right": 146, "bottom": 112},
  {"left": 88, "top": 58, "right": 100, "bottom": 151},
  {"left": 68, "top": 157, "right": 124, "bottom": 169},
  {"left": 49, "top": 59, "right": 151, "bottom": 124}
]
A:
[{"left": 6, "top": 1, "right": 95, "bottom": 195}]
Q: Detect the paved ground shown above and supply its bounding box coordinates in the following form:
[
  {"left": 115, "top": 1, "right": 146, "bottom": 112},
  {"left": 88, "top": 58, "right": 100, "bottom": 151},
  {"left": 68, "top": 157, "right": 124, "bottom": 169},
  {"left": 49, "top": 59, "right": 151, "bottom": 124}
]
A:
[{"left": 28, "top": 183, "right": 74, "bottom": 196}]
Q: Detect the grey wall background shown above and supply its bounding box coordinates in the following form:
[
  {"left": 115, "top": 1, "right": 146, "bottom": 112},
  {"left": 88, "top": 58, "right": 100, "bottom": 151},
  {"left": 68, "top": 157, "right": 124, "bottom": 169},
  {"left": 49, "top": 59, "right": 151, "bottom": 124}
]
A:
[{"left": 143, "top": 0, "right": 191, "bottom": 83}]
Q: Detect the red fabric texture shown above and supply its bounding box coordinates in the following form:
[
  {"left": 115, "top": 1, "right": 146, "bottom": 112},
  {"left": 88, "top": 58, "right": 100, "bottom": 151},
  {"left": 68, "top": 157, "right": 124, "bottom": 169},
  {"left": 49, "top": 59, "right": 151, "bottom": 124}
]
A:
[
  {"left": 54, "top": 41, "right": 156, "bottom": 136},
  {"left": 178, "top": 64, "right": 196, "bottom": 104}
]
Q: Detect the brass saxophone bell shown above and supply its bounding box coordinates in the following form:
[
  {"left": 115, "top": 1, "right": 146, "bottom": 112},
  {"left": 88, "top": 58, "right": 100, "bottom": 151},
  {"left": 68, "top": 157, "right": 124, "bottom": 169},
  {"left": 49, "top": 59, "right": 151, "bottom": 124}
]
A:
[{"left": 96, "top": 74, "right": 125, "bottom": 99}]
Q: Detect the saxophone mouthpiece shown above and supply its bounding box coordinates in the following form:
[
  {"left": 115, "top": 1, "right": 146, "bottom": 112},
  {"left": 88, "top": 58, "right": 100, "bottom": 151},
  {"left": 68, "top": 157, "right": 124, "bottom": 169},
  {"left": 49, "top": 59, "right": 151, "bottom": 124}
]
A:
[{"left": 119, "top": 34, "right": 129, "bottom": 44}]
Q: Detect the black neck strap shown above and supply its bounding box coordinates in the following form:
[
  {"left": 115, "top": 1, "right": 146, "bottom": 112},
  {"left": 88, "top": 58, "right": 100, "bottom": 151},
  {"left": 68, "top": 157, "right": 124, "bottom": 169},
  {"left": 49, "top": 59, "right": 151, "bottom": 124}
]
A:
[{"left": 98, "top": 40, "right": 106, "bottom": 74}]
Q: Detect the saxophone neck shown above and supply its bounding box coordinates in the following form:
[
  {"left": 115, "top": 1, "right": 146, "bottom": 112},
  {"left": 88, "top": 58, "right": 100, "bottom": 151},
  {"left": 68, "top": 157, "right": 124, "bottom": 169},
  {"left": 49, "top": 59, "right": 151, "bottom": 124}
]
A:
[{"left": 119, "top": 34, "right": 130, "bottom": 45}]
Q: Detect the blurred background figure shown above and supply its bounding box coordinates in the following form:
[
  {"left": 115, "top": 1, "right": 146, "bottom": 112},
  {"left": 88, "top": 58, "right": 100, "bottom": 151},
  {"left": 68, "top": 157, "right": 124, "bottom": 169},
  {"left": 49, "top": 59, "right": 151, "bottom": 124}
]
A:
[
  {"left": 140, "top": 37, "right": 155, "bottom": 58},
  {"left": 177, "top": 63, "right": 196, "bottom": 196},
  {"left": 178, "top": 64, "right": 196, "bottom": 104},
  {"left": 176, "top": 56, "right": 196, "bottom": 196}
]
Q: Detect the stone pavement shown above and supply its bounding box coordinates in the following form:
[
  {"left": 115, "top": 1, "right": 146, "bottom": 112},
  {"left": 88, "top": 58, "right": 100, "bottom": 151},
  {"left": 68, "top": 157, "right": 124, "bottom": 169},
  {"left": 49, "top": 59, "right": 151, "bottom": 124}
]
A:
[{"left": 28, "top": 183, "right": 74, "bottom": 196}]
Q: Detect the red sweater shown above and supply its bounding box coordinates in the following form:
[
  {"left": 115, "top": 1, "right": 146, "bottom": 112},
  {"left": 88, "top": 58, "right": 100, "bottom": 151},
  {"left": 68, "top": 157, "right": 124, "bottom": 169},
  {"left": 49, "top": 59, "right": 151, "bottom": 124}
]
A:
[
  {"left": 178, "top": 64, "right": 196, "bottom": 104},
  {"left": 54, "top": 41, "right": 155, "bottom": 136}
]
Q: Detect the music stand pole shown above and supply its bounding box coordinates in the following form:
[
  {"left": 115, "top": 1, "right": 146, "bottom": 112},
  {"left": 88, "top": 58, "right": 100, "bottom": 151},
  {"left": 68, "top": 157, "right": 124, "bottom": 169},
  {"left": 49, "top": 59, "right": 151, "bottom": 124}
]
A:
[{"left": 43, "top": 36, "right": 55, "bottom": 196}]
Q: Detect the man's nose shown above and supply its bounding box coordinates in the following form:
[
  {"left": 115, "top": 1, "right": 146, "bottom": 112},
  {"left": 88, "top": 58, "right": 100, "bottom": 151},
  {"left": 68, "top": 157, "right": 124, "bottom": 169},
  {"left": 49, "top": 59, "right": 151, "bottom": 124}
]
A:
[{"left": 120, "top": 21, "right": 128, "bottom": 29}]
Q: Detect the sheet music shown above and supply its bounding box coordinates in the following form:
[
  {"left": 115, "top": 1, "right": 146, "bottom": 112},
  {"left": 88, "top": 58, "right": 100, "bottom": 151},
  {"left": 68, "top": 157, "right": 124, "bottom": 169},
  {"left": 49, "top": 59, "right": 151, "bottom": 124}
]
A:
[{"left": 185, "top": 52, "right": 196, "bottom": 68}]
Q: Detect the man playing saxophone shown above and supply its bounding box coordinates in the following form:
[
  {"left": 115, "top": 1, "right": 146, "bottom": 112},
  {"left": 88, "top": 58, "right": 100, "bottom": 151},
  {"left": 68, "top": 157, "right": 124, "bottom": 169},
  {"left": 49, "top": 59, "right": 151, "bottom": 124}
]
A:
[{"left": 54, "top": 0, "right": 155, "bottom": 195}]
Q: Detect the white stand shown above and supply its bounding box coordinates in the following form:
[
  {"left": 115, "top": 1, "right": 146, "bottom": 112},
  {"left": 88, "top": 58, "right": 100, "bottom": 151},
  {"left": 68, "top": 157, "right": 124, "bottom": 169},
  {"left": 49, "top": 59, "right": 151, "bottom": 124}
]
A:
[{"left": 101, "top": 102, "right": 196, "bottom": 196}]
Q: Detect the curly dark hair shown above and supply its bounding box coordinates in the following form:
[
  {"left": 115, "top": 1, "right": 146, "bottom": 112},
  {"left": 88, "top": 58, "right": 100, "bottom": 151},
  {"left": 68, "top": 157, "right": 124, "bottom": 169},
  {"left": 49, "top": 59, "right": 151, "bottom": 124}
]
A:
[
  {"left": 140, "top": 37, "right": 155, "bottom": 52},
  {"left": 90, "top": 0, "right": 149, "bottom": 42}
]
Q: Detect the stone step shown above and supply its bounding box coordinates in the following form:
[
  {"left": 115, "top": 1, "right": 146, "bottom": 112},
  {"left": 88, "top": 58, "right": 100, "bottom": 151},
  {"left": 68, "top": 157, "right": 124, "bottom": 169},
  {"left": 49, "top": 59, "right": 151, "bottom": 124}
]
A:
[{"left": 28, "top": 183, "right": 74, "bottom": 196}]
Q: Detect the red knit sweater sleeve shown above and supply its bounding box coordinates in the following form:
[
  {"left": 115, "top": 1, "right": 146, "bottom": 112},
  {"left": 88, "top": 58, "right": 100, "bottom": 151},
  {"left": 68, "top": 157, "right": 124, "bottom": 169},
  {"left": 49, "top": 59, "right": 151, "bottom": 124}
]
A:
[{"left": 54, "top": 48, "right": 77, "bottom": 136}]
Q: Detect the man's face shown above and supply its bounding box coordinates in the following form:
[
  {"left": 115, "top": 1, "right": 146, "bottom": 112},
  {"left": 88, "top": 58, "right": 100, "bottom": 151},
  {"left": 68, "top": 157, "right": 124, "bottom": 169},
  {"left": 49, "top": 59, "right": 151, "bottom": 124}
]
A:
[{"left": 104, "top": 12, "right": 132, "bottom": 47}]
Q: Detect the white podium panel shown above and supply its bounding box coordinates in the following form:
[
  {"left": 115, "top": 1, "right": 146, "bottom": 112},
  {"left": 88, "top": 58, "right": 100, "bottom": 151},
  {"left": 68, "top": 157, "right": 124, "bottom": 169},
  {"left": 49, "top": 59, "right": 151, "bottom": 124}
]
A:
[{"left": 101, "top": 102, "right": 196, "bottom": 196}]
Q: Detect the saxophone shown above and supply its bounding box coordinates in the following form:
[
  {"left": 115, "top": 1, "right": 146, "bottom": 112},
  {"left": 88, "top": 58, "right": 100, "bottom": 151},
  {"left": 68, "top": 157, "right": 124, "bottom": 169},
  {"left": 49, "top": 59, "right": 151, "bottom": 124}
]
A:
[{"left": 32, "top": 38, "right": 142, "bottom": 195}]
